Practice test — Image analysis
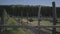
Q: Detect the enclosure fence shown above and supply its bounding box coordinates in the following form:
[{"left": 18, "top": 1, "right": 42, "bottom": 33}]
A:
[{"left": 0, "top": 1, "right": 60, "bottom": 34}]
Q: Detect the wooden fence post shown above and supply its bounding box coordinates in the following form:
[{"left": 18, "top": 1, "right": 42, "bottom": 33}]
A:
[
  {"left": 38, "top": 6, "right": 41, "bottom": 34},
  {"left": 52, "top": 1, "right": 57, "bottom": 34},
  {"left": 0, "top": 9, "right": 8, "bottom": 32},
  {"left": 0, "top": 9, "right": 5, "bottom": 32}
]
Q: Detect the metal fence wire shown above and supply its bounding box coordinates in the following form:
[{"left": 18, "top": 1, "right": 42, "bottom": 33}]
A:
[{"left": 0, "top": 1, "right": 60, "bottom": 34}]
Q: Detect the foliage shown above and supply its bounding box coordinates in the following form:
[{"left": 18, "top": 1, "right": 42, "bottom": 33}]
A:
[
  {"left": 4, "top": 17, "right": 26, "bottom": 34},
  {"left": 0, "top": 5, "right": 60, "bottom": 17},
  {"left": 4, "top": 28, "right": 26, "bottom": 34}
]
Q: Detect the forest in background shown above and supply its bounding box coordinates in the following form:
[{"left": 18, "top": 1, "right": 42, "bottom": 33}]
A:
[
  {"left": 0, "top": 5, "right": 60, "bottom": 34},
  {"left": 0, "top": 5, "right": 60, "bottom": 17}
]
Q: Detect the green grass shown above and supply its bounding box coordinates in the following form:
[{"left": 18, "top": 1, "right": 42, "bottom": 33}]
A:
[
  {"left": 3, "top": 28, "right": 26, "bottom": 34},
  {"left": 4, "top": 17, "right": 27, "bottom": 34},
  {"left": 6, "top": 17, "right": 18, "bottom": 25},
  {"left": 1, "top": 16, "right": 60, "bottom": 34}
]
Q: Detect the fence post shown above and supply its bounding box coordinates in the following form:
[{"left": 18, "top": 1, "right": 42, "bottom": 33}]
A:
[
  {"left": 38, "top": 6, "right": 41, "bottom": 34},
  {"left": 0, "top": 9, "right": 7, "bottom": 32},
  {"left": 21, "top": 11, "right": 23, "bottom": 24},
  {"left": 52, "top": 1, "right": 57, "bottom": 34},
  {"left": 0, "top": 10, "right": 4, "bottom": 32},
  {"left": 27, "top": 12, "right": 29, "bottom": 24}
]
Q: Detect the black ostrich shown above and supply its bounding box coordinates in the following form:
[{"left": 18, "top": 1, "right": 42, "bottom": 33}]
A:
[{"left": 28, "top": 18, "right": 33, "bottom": 22}]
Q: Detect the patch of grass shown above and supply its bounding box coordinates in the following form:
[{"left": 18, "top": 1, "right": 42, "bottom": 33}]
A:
[
  {"left": 4, "top": 17, "right": 26, "bottom": 34},
  {"left": 6, "top": 17, "right": 19, "bottom": 25},
  {"left": 4, "top": 28, "right": 26, "bottom": 34}
]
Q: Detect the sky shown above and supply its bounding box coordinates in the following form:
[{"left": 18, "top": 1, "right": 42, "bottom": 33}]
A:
[{"left": 0, "top": 0, "right": 60, "bottom": 7}]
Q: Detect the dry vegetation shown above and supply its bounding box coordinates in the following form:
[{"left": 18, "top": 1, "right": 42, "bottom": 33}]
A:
[
  {"left": 20, "top": 17, "right": 60, "bottom": 34},
  {"left": 1, "top": 16, "right": 60, "bottom": 34}
]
